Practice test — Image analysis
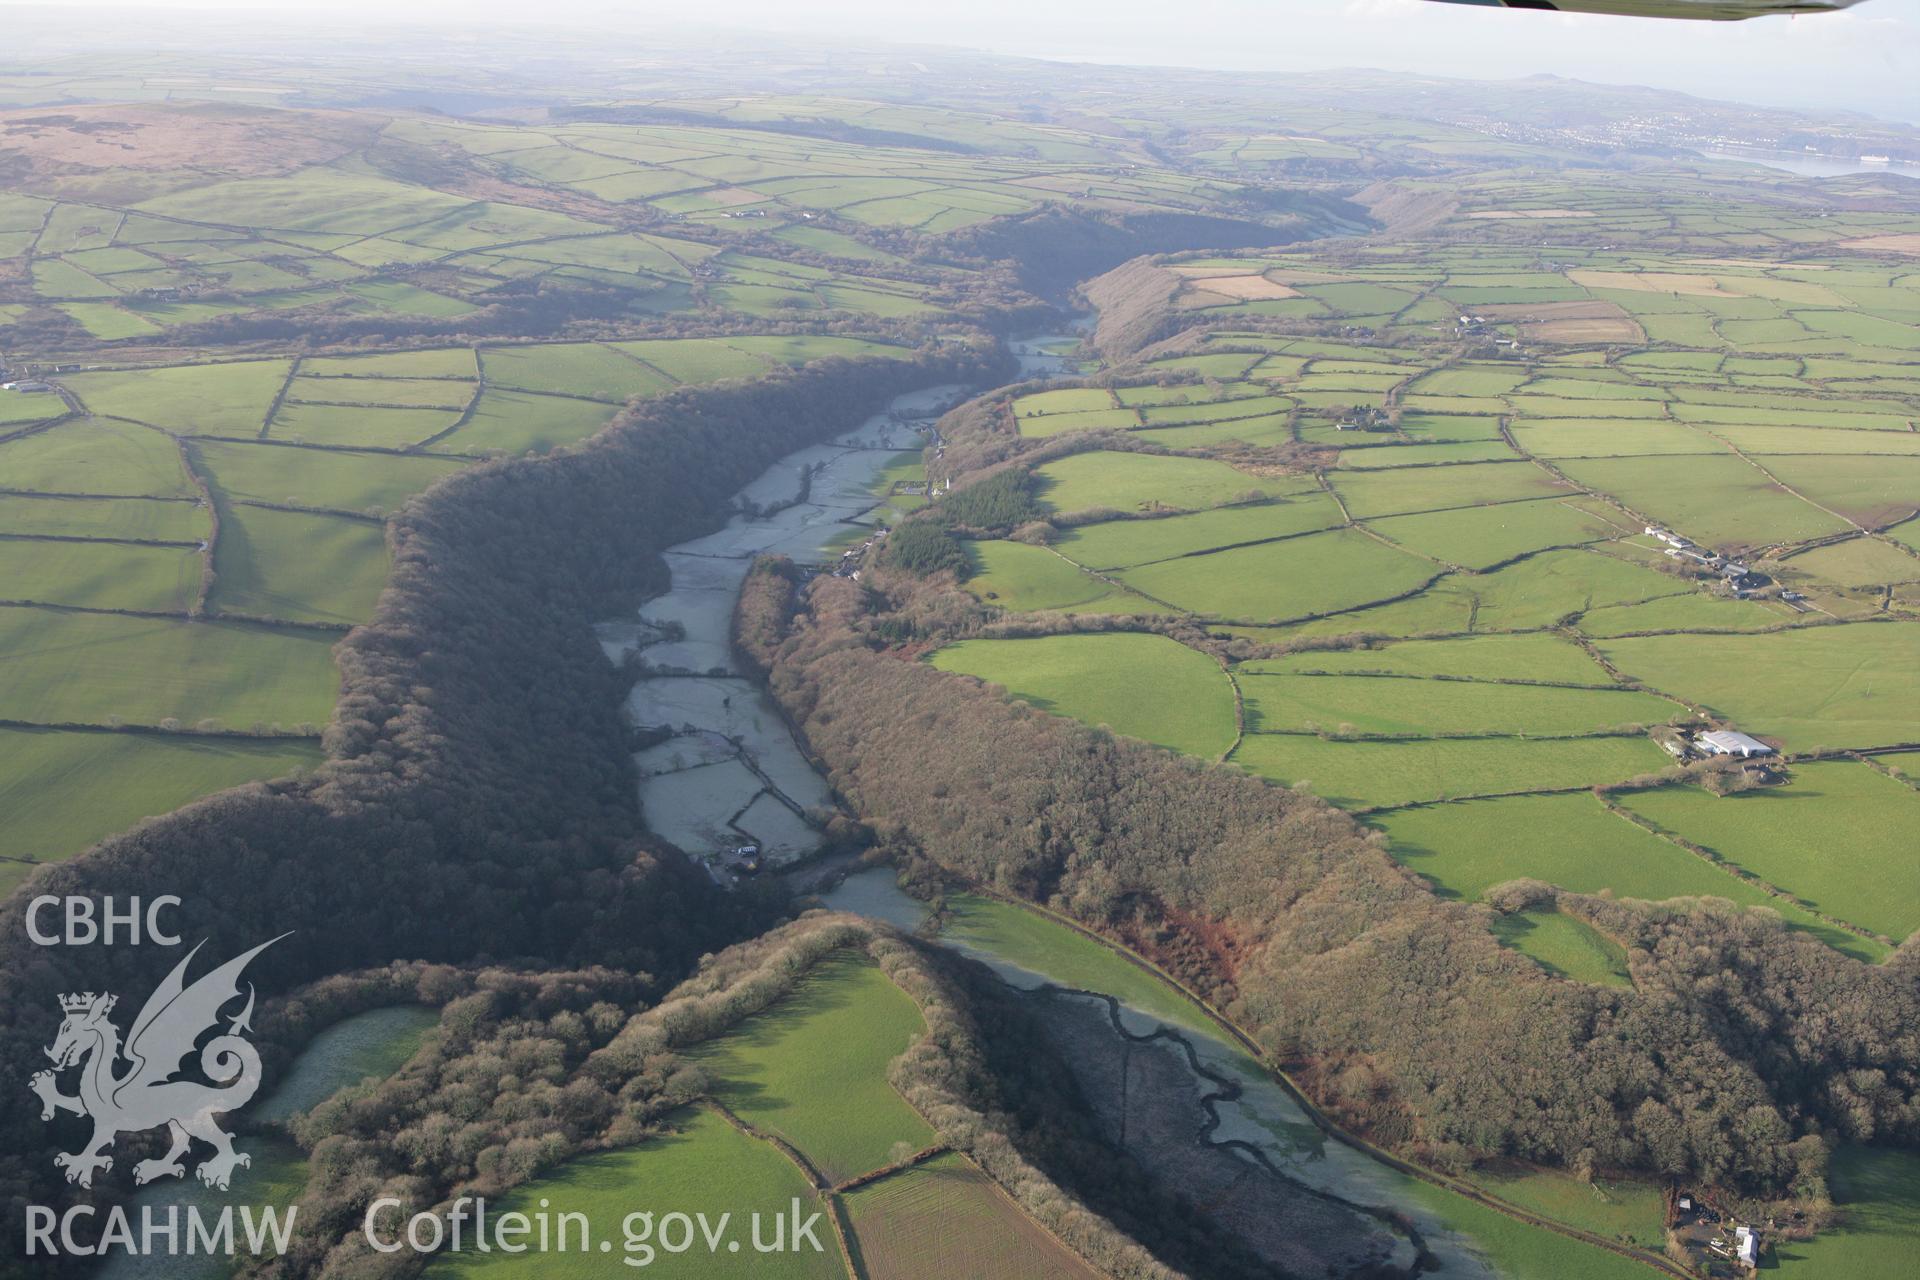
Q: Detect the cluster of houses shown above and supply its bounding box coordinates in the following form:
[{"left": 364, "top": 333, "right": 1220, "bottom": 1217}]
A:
[
  {"left": 1455, "top": 313, "right": 1522, "bottom": 349},
  {"left": 1645, "top": 525, "right": 1768, "bottom": 596},
  {"left": 1334, "top": 405, "right": 1395, "bottom": 433}
]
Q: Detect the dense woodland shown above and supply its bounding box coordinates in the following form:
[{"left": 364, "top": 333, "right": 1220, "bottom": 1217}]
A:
[
  {"left": 743, "top": 561, "right": 1920, "bottom": 1196},
  {"left": 0, "top": 344, "right": 1007, "bottom": 1236},
  {"left": 222, "top": 913, "right": 1226, "bottom": 1280}
]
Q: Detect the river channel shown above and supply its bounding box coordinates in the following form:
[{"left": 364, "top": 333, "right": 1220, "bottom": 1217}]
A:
[{"left": 599, "top": 332, "right": 1078, "bottom": 880}]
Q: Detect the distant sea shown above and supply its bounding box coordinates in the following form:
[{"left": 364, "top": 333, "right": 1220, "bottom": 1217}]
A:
[{"left": 1697, "top": 149, "right": 1920, "bottom": 180}]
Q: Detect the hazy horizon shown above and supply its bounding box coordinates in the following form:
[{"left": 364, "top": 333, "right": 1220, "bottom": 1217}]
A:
[{"left": 5, "top": 0, "right": 1920, "bottom": 124}]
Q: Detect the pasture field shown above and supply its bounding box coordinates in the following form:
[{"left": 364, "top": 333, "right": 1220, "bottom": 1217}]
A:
[
  {"left": 1460, "top": 1166, "right": 1663, "bottom": 1252},
  {"left": 0, "top": 493, "right": 207, "bottom": 540},
  {"left": 300, "top": 348, "right": 477, "bottom": 378},
  {"left": 0, "top": 537, "right": 198, "bottom": 611},
  {"left": 1114, "top": 527, "right": 1436, "bottom": 621},
  {"left": 931, "top": 633, "right": 1236, "bottom": 759},
  {"left": 1372, "top": 794, "right": 1878, "bottom": 959},
  {"left": 1772, "top": 1146, "right": 1920, "bottom": 1280},
  {"left": 1364, "top": 498, "right": 1622, "bottom": 570},
  {"left": 1330, "top": 462, "right": 1569, "bottom": 519},
  {"left": 1617, "top": 763, "right": 1920, "bottom": 942},
  {"left": 1229, "top": 734, "right": 1671, "bottom": 812},
  {"left": 1237, "top": 674, "right": 1681, "bottom": 737},
  {"left": 1403, "top": 1179, "right": 1655, "bottom": 1280},
  {"left": 62, "top": 359, "right": 290, "bottom": 435},
  {"left": 0, "top": 417, "right": 194, "bottom": 497},
  {"left": 1246, "top": 633, "right": 1612, "bottom": 685},
  {"left": 1576, "top": 591, "right": 1800, "bottom": 636},
  {"left": 1032, "top": 451, "right": 1266, "bottom": 515},
  {"left": 1488, "top": 908, "right": 1632, "bottom": 987},
  {"left": 1131, "top": 413, "right": 1295, "bottom": 449},
  {"left": 268, "top": 402, "right": 457, "bottom": 449},
  {"left": 1598, "top": 623, "right": 1919, "bottom": 750},
  {"left": 208, "top": 507, "right": 390, "bottom": 624},
  {"left": 0, "top": 607, "right": 338, "bottom": 729},
  {"left": 0, "top": 393, "right": 61, "bottom": 425},
  {"left": 1051, "top": 495, "right": 1343, "bottom": 570},
  {"left": 480, "top": 342, "right": 676, "bottom": 403},
  {"left": 686, "top": 951, "right": 936, "bottom": 1185},
  {"left": 0, "top": 729, "right": 321, "bottom": 889},
  {"left": 425, "top": 1107, "right": 846, "bottom": 1280},
  {"left": 844, "top": 1154, "right": 1103, "bottom": 1280},
  {"left": 434, "top": 389, "right": 615, "bottom": 455},
  {"left": 194, "top": 439, "right": 464, "bottom": 513},
  {"left": 964, "top": 540, "right": 1165, "bottom": 614},
  {"left": 1556, "top": 456, "right": 1851, "bottom": 548}
]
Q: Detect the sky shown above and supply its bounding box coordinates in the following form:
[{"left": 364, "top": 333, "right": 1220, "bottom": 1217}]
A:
[{"left": 11, "top": 0, "right": 1920, "bottom": 123}]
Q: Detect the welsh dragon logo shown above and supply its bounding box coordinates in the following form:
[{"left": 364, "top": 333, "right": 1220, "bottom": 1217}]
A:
[{"left": 29, "top": 935, "right": 285, "bottom": 1191}]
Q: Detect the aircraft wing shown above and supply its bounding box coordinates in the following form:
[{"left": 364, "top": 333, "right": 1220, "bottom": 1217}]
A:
[{"left": 1425, "top": 0, "right": 1864, "bottom": 18}]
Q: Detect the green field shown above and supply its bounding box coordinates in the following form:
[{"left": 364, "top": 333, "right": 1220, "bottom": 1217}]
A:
[
  {"left": 63, "top": 360, "right": 290, "bottom": 435},
  {"left": 964, "top": 540, "right": 1166, "bottom": 614},
  {"left": 1465, "top": 1166, "right": 1664, "bottom": 1249},
  {"left": 1247, "top": 633, "right": 1613, "bottom": 685},
  {"left": 1599, "top": 623, "right": 1920, "bottom": 750},
  {"left": 1330, "top": 462, "right": 1568, "bottom": 520},
  {"left": 480, "top": 342, "right": 676, "bottom": 403},
  {"left": 0, "top": 417, "right": 194, "bottom": 497},
  {"left": 1772, "top": 1146, "right": 1920, "bottom": 1279},
  {"left": 194, "top": 439, "right": 463, "bottom": 513},
  {"left": 0, "top": 538, "right": 199, "bottom": 611},
  {"left": 1487, "top": 909, "right": 1633, "bottom": 988},
  {"left": 208, "top": 507, "right": 390, "bottom": 624},
  {"left": 1116, "top": 527, "right": 1437, "bottom": 621},
  {"left": 0, "top": 607, "right": 339, "bottom": 729},
  {"left": 1052, "top": 494, "right": 1343, "bottom": 570},
  {"left": 0, "top": 729, "right": 320, "bottom": 893},
  {"left": 1238, "top": 674, "right": 1680, "bottom": 737},
  {"left": 844, "top": 1153, "right": 1101, "bottom": 1280},
  {"left": 435, "top": 389, "right": 616, "bottom": 455},
  {"left": 1373, "top": 792, "right": 1878, "bottom": 959},
  {"left": 1230, "top": 733, "right": 1673, "bottom": 811},
  {"left": 1364, "top": 499, "right": 1621, "bottom": 570},
  {"left": 0, "top": 493, "right": 207, "bottom": 541},
  {"left": 1405, "top": 1179, "right": 1656, "bottom": 1280},
  {"left": 269, "top": 402, "right": 458, "bottom": 449},
  {"left": 930, "top": 632, "right": 1236, "bottom": 758},
  {"left": 425, "top": 1106, "right": 846, "bottom": 1279},
  {"left": 1617, "top": 763, "right": 1920, "bottom": 941},
  {"left": 1033, "top": 451, "right": 1266, "bottom": 515},
  {"left": 687, "top": 951, "right": 936, "bottom": 1185}
]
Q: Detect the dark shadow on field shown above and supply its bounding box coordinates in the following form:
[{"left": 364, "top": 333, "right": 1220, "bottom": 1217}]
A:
[
  {"left": 1362, "top": 825, "right": 1460, "bottom": 900},
  {"left": 680, "top": 951, "right": 872, "bottom": 1118}
]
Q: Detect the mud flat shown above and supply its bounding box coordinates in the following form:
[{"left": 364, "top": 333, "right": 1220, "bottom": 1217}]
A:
[
  {"left": 817, "top": 868, "right": 1501, "bottom": 1279},
  {"left": 601, "top": 383, "right": 964, "bottom": 878}
]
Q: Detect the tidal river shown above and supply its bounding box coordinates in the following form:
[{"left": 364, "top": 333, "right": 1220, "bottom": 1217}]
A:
[{"left": 600, "top": 331, "right": 1078, "bottom": 882}]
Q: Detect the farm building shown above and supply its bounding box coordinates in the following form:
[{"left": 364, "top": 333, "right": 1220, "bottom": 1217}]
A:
[
  {"left": 1733, "top": 1224, "right": 1759, "bottom": 1271},
  {"left": 1697, "top": 730, "right": 1774, "bottom": 758}
]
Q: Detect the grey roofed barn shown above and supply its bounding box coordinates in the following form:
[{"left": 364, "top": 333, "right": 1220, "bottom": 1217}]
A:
[{"left": 1696, "top": 730, "right": 1774, "bottom": 758}]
